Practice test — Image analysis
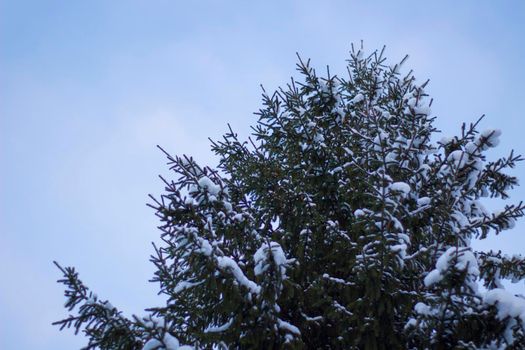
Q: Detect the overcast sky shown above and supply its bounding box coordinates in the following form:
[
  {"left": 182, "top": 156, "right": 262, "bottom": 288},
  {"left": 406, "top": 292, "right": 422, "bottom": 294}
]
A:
[{"left": 1, "top": 1, "right": 525, "bottom": 349}]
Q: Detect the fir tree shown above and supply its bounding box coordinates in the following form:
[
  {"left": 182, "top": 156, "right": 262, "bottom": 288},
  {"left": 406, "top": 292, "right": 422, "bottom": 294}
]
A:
[{"left": 55, "top": 45, "right": 525, "bottom": 349}]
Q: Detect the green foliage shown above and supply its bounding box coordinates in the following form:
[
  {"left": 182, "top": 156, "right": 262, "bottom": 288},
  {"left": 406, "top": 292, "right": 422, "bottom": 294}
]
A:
[{"left": 55, "top": 45, "right": 525, "bottom": 349}]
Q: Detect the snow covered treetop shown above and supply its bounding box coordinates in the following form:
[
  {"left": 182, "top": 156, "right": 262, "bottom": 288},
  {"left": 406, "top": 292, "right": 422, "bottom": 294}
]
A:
[{"left": 55, "top": 45, "right": 524, "bottom": 349}]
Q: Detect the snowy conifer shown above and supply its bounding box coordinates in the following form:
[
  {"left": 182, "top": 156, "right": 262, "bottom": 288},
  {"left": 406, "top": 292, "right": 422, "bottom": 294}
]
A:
[{"left": 55, "top": 45, "right": 525, "bottom": 349}]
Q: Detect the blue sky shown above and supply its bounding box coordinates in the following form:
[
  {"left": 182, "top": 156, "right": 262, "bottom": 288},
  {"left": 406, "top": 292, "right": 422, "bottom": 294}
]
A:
[{"left": 1, "top": 1, "right": 524, "bottom": 348}]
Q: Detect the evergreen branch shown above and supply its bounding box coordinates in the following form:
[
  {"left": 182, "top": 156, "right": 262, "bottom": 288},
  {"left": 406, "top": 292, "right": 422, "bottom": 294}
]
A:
[{"left": 53, "top": 262, "right": 144, "bottom": 350}]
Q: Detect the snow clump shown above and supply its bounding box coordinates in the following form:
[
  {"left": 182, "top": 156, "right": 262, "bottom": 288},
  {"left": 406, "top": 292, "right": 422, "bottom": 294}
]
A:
[{"left": 424, "top": 247, "right": 479, "bottom": 287}]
